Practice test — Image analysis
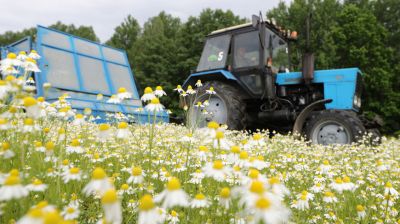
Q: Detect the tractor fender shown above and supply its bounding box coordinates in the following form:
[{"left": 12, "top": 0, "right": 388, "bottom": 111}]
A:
[
  {"left": 292, "top": 99, "right": 333, "bottom": 136},
  {"left": 182, "top": 70, "right": 237, "bottom": 89}
]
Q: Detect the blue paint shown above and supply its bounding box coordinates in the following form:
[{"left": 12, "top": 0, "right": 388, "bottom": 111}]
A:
[
  {"left": 276, "top": 68, "right": 360, "bottom": 111},
  {"left": 183, "top": 70, "right": 237, "bottom": 87},
  {"left": 1, "top": 25, "right": 168, "bottom": 124}
]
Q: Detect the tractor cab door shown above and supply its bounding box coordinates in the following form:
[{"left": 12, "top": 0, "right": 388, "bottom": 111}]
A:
[{"left": 231, "top": 30, "right": 264, "bottom": 96}]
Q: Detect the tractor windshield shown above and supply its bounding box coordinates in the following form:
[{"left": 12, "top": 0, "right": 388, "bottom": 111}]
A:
[
  {"left": 196, "top": 34, "right": 230, "bottom": 72},
  {"left": 265, "top": 29, "right": 290, "bottom": 72}
]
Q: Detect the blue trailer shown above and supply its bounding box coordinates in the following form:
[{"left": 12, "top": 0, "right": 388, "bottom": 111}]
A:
[{"left": 1, "top": 25, "right": 169, "bottom": 123}]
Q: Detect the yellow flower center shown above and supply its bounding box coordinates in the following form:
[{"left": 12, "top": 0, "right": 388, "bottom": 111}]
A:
[
  {"left": 300, "top": 195, "right": 307, "bottom": 200},
  {"left": 99, "top": 123, "right": 110, "bottom": 131},
  {"left": 76, "top": 114, "right": 84, "bottom": 119},
  {"left": 2, "top": 142, "right": 10, "bottom": 150},
  {"left": 92, "top": 167, "right": 107, "bottom": 179},
  {"left": 248, "top": 169, "right": 259, "bottom": 179},
  {"left": 343, "top": 176, "right": 351, "bottom": 183},
  {"left": 255, "top": 197, "right": 271, "bottom": 209},
  {"left": 171, "top": 210, "right": 178, "bottom": 217},
  {"left": 118, "top": 87, "right": 127, "bottom": 93},
  {"left": 195, "top": 193, "right": 205, "bottom": 200},
  {"left": 28, "top": 208, "right": 43, "bottom": 218},
  {"left": 0, "top": 118, "right": 7, "bottom": 125},
  {"left": 230, "top": 146, "right": 240, "bottom": 154},
  {"left": 356, "top": 205, "right": 364, "bottom": 212},
  {"left": 213, "top": 160, "right": 224, "bottom": 170},
  {"left": 70, "top": 139, "right": 80, "bottom": 147},
  {"left": 335, "top": 177, "right": 343, "bottom": 184},
  {"left": 26, "top": 57, "right": 36, "bottom": 63},
  {"left": 58, "top": 128, "right": 65, "bottom": 134},
  {"left": 151, "top": 98, "right": 160, "bottom": 104},
  {"left": 239, "top": 151, "right": 248, "bottom": 160},
  {"left": 207, "top": 121, "right": 219, "bottom": 129},
  {"left": 220, "top": 187, "right": 230, "bottom": 198},
  {"left": 4, "top": 176, "right": 20, "bottom": 185},
  {"left": 101, "top": 189, "right": 118, "bottom": 204},
  {"left": 209, "top": 87, "right": 214, "bottom": 91},
  {"left": 198, "top": 145, "right": 208, "bottom": 152},
  {"left": 215, "top": 131, "right": 224, "bottom": 139},
  {"left": 144, "top": 87, "right": 153, "bottom": 94},
  {"left": 7, "top": 52, "right": 17, "bottom": 59},
  {"left": 323, "top": 160, "right": 330, "bottom": 165},
  {"left": 156, "top": 86, "right": 163, "bottom": 90},
  {"left": 118, "top": 122, "right": 128, "bottom": 129},
  {"left": 69, "top": 167, "right": 80, "bottom": 174},
  {"left": 132, "top": 167, "right": 142, "bottom": 176},
  {"left": 269, "top": 177, "right": 280, "bottom": 185},
  {"left": 66, "top": 207, "right": 75, "bottom": 214},
  {"left": 36, "top": 201, "right": 48, "bottom": 209},
  {"left": 250, "top": 180, "right": 264, "bottom": 194},
  {"left": 121, "top": 184, "right": 129, "bottom": 190},
  {"left": 324, "top": 191, "right": 334, "bottom": 197},
  {"left": 62, "top": 159, "right": 69, "bottom": 165},
  {"left": 45, "top": 141, "right": 55, "bottom": 150},
  {"left": 386, "top": 182, "right": 393, "bottom": 188},
  {"left": 167, "top": 177, "right": 181, "bottom": 191},
  {"left": 24, "top": 118, "right": 34, "bottom": 126},
  {"left": 187, "top": 85, "right": 193, "bottom": 90},
  {"left": 43, "top": 127, "right": 50, "bottom": 133},
  {"left": 43, "top": 211, "right": 62, "bottom": 224},
  {"left": 253, "top": 133, "right": 262, "bottom": 140},
  {"left": 139, "top": 194, "right": 155, "bottom": 211},
  {"left": 24, "top": 97, "right": 37, "bottom": 107},
  {"left": 33, "top": 179, "right": 43, "bottom": 185}
]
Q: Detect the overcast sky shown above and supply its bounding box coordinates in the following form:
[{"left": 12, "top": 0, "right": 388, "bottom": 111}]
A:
[{"left": 0, "top": 0, "right": 292, "bottom": 42}]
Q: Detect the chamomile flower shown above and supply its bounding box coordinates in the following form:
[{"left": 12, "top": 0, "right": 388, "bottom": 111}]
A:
[
  {"left": 203, "top": 160, "right": 231, "bottom": 182},
  {"left": 107, "top": 95, "right": 121, "bottom": 104},
  {"left": 98, "top": 123, "right": 112, "bottom": 140},
  {"left": 356, "top": 205, "right": 366, "bottom": 219},
  {"left": 189, "top": 169, "right": 205, "bottom": 184},
  {"left": 195, "top": 80, "right": 203, "bottom": 87},
  {"left": 145, "top": 97, "right": 164, "bottom": 112},
  {"left": 0, "top": 170, "right": 29, "bottom": 201},
  {"left": 0, "top": 52, "right": 22, "bottom": 68},
  {"left": 61, "top": 206, "right": 80, "bottom": 220},
  {"left": 23, "top": 57, "right": 41, "bottom": 72},
  {"left": 173, "top": 85, "right": 183, "bottom": 93},
  {"left": 23, "top": 118, "right": 40, "bottom": 133},
  {"left": 330, "top": 177, "right": 346, "bottom": 193},
  {"left": 83, "top": 167, "right": 113, "bottom": 196},
  {"left": 141, "top": 87, "right": 155, "bottom": 102},
  {"left": 186, "top": 85, "right": 196, "bottom": 94},
  {"left": 154, "top": 86, "right": 167, "bottom": 97},
  {"left": 28, "top": 50, "right": 41, "bottom": 59},
  {"left": 190, "top": 193, "right": 210, "bottom": 208},
  {"left": 323, "top": 191, "right": 337, "bottom": 203},
  {"left": 16, "top": 208, "right": 44, "bottom": 224},
  {"left": 249, "top": 195, "right": 291, "bottom": 224},
  {"left": 26, "top": 178, "right": 48, "bottom": 192},
  {"left": 206, "top": 86, "right": 216, "bottom": 94},
  {"left": 127, "top": 166, "right": 145, "bottom": 184},
  {"left": 219, "top": 187, "right": 231, "bottom": 209},
  {"left": 116, "top": 122, "right": 130, "bottom": 139},
  {"left": 17, "top": 51, "right": 28, "bottom": 61},
  {"left": 138, "top": 194, "right": 163, "bottom": 224},
  {"left": 62, "top": 167, "right": 82, "bottom": 183},
  {"left": 268, "top": 177, "right": 290, "bottom": 198},
  {"left": 116, "top": 87, "right": 132, "bottom": 100},
  {"left": 72, "top": 114, "right": 86, "bottom": 125},
  {"left": 167, "top": 210, "right": 180, "bottom": 224},
  {"left": 310, "top": 182, "right": 324, "bottom": 193},
  {"left": 384, "top": 182, "right": 398, "bottom": 196},
  {"left": 0, "top": 118, "right": 10, "bottom": 130},
  {"left": 66, "top": 139, "right": 84, "bottom": 154},
  {"left": 101, "top": 189, "right": 122, "bottom": 224},
  {"left": 1, "top": 142, "right": 15, "bottom": 159},
  {"left": 154, "top": 177, "right": 189, "bottom": 208}
]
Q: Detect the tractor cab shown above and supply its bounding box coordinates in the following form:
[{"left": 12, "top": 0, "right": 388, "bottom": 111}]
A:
[{"left": 195, "top": 20, "right": 293, "bottom": 97}]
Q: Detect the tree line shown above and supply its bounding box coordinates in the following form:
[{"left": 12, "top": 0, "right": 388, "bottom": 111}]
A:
[{"left": 0, "top": 0, "right": 398, "bottom": 134}]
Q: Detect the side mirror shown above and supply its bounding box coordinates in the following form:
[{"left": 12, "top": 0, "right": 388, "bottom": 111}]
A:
[
  {"left": 252, "top": 15, "right": 260, "bottom": 28},
  {"left": 302, "top": 53, "right": 314, "bottom": 84}
]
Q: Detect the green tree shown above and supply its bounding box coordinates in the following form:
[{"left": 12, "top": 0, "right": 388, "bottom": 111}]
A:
[
  {"left": 106, "top": 15, "right": 141, "bottom": 51},
  {"left": 49, "top": 21, "right": 99, "bottom": 42},
  {"left": 132, "top": 12, "right": 182, "bottom": 111}
]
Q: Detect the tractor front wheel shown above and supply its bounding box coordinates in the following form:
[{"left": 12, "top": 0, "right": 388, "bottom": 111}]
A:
[
  {"left": 188, "top": 81, "right": 246, "bottom": 129},
  {"left": 304, "top": 110, "right": 366, "bottom": 145}
]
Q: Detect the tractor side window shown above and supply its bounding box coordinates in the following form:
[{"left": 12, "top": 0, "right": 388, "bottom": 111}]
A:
[
  {"left": 196, "top": 34, "right": 231, "bottom": 72},
  {"left": 265, "top": 29, "right": 289, "bottom": 73},
  {"left": 233, "top": 31, "right": 260, "bottom": 69}
]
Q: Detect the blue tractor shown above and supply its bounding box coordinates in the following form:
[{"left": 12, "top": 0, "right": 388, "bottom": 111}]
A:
[{"left": 183, "top": 15, "right": 379, "bottom": 145}]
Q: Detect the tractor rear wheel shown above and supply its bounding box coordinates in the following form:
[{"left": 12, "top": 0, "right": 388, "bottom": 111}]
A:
[
  {"left": 188, "top": 81, "right": 247, "bottom": 129},
  {"left": 304, "top": 110, "right": 366, "bottom": 145}
]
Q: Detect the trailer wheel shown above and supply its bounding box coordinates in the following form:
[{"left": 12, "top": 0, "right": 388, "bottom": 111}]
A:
[
  {"left": 188, "top": 81, "right": 247, "bottom": 129},
  {"left": 304, "top": 110, "right": 366, "bottom": 145}
]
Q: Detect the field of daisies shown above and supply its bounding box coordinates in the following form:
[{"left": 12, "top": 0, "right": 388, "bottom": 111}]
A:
[{"left": 0, "top": 51, "right": 400, "bottom": 224}]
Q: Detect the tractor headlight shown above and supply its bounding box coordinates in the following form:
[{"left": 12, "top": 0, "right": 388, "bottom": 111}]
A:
[{"left": 353, "top": 95, "right": 361, "bottom": 108}]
